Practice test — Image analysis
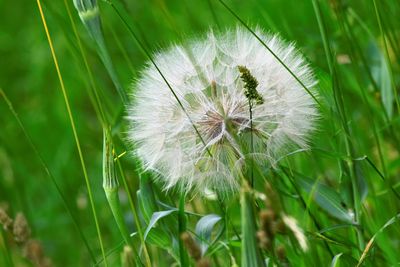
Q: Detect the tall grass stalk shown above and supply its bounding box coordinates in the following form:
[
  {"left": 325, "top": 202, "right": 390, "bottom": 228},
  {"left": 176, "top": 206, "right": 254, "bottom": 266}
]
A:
[
  {"left": 102, "top": 131, "right": 132, "bottom": 247},
  {"left": 335, "top": 6, "right": 387, "bottom": 177},
  {"left": 73, "top": 0, "right": 128, "bottom": 105},
  {"left": 241, "top": 182, "right": 265, "bottom": 267},
  {"left": 311, "top": 0, "right": 364, "bottom": 252},
  {"left": 346, "top": 8, "right": 400, "bottom": 151},
  {"left": 115, "top": 154, "right": 152, "bottom": 266},
  {"left": 34, "top": 1, "right": 107, "bottom": 264},
  {"left": 63, "top": 0, "right": 108, "bottom": 127},
  {"left": 178, "top": 193, "right": 189, "bottom": 266},
  {"left": 372, "top": 0, "right": 400, "bottom": 115}
]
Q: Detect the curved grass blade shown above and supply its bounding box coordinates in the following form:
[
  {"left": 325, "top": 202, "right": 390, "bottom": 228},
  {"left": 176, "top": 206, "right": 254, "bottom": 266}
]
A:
[
  {"left": 297, "top": 175, "right": 353, "bottom": 223},
  {"left": 331, "top": 253, "right": 358, "bottom": 267},
  {"left": 143, "top": 209, "right": 176, "bottom": 240},
  {"left": 73, "top": 0, "right": 128, "bottom": 105},
  {"left": 195, "top": 214, "right": 222, "bottom": 256},
  {"left": 357, "top": 213, "right": 400, "bottom": 266}
]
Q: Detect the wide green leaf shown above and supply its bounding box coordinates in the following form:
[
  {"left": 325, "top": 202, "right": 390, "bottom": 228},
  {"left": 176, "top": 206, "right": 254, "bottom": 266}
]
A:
[
  {"left": 367, "top": 40, "right": 393, "bottom": 118},
  {"left": 241, "top": 189, "right": 266, "bottom": 267},
  {"left": 144, "top": 209, "right": 177, "bottom": 240},
  {"left": 195, "top": 214, "right": 222, "bottom": 255},
  {"left": 297, "top": 176, "right": 353, "bottom": 223}
]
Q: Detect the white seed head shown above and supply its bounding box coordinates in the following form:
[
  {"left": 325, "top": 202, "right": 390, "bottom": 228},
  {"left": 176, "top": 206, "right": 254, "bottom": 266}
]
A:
[{"left": 127, "top": 26, "right": 318, "bottom": 194}]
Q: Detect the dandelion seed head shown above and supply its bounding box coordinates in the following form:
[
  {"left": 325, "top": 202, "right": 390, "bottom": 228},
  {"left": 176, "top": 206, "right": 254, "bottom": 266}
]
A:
[{"left": 127, "top": 26, "right": 318, "bottom": 194}]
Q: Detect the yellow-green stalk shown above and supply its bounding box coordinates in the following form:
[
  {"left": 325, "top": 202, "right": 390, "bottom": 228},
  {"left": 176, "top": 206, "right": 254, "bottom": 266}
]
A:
[
  {"left": 73, "top": 0, "right": 128, "bottom": 104},
  {"left": 102, "top": 130, "right": 132, "bottom": 247},
  {"left": 121, "top": 245, "right": 135, "bottom": 267}
]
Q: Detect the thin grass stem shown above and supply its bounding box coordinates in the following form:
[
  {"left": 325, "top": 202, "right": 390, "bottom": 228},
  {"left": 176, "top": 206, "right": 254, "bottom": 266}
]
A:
[
  {"left": 115, "top": 153, "right": 152, "bottom": 267},
  {"left": 63, "top": 0, "right": 108, "bottom": 127},
  {"left": 372, "top": 0, "right": 400, "bottom": 115},
  {"left": 178, "top": 193, "right": 189, "bottom": 266},
  {"left": 311, "top": 0, "right": 364, "bottom": 251},
  {"left": 34, "top": 1, "right": 107, "bottom": 264}
]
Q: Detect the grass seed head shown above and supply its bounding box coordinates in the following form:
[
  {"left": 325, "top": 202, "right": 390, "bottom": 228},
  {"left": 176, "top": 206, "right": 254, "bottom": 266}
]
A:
[
  {"left": 23, "top": 239, "right": 52, "bottom": 267},
  {"left": 13, "top": 212, "right": 31, "bottom": 244},
  {"left": 0, "top": 207, "right": 13, "bottom": 231}
]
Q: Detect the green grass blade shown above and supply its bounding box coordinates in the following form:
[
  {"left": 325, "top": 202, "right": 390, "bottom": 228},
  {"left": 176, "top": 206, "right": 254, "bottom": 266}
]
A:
[
  {"left": 63, "top": 0, "right": 109, "bottom": 127},
  {"left": 357, "top": 213, "right": 400, "bottom": 266},
  {"left": 102, "top": 130, "right": 132, "bottom": 246},
  {"left": 178, "top": 193, "right": 189, "bottom": 266},
  {"left": 372, "top": 0, "right": 400, "bottom": 115},
  {"left": 195, "top": 214, "right": 222, "bottom": 256},
  {"left": 34, "top": 1, "right": 107, "bottom": 264},
  {"left": 311, "top": 0, "right": 364, "bottom": 251},
  {"left": 241, "top": 183, "right": 265, "bottom": 267},
  {"left": 73, "top": 0, "right": 128, "bottom": 105},
  {"left": 115, "top": 158, "right": 152, "bottom": 267}
]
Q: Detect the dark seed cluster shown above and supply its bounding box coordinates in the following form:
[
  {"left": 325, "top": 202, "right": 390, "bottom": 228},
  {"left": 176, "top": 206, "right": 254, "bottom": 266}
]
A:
[{"left": 238, "top": 65, "right": 264, "bottom": 105}]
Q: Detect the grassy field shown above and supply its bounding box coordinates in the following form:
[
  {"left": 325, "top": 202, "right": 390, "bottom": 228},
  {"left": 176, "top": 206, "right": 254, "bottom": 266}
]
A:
[{"left": 1, "top": 0, "right": 400, "bottom": 266}]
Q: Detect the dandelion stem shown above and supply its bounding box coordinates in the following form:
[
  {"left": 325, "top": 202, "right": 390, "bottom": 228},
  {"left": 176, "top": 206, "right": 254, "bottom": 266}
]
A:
[
  {"left": 249, "top": 100, "right": 254, "bottom": 187},
  {"left": 178, "top": 193, "right": 189, "bottom": 266}
]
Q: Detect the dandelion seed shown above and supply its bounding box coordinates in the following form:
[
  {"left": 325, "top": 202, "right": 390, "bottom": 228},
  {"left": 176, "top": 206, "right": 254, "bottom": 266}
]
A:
[{"left": 127, "top": 26, "right": 318, "bottom": 194}]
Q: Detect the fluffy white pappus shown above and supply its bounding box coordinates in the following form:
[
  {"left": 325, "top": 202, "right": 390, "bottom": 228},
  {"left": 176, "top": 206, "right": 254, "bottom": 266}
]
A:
[{"left": 127, "top": 26, "right": 318, "bottom": 195}]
